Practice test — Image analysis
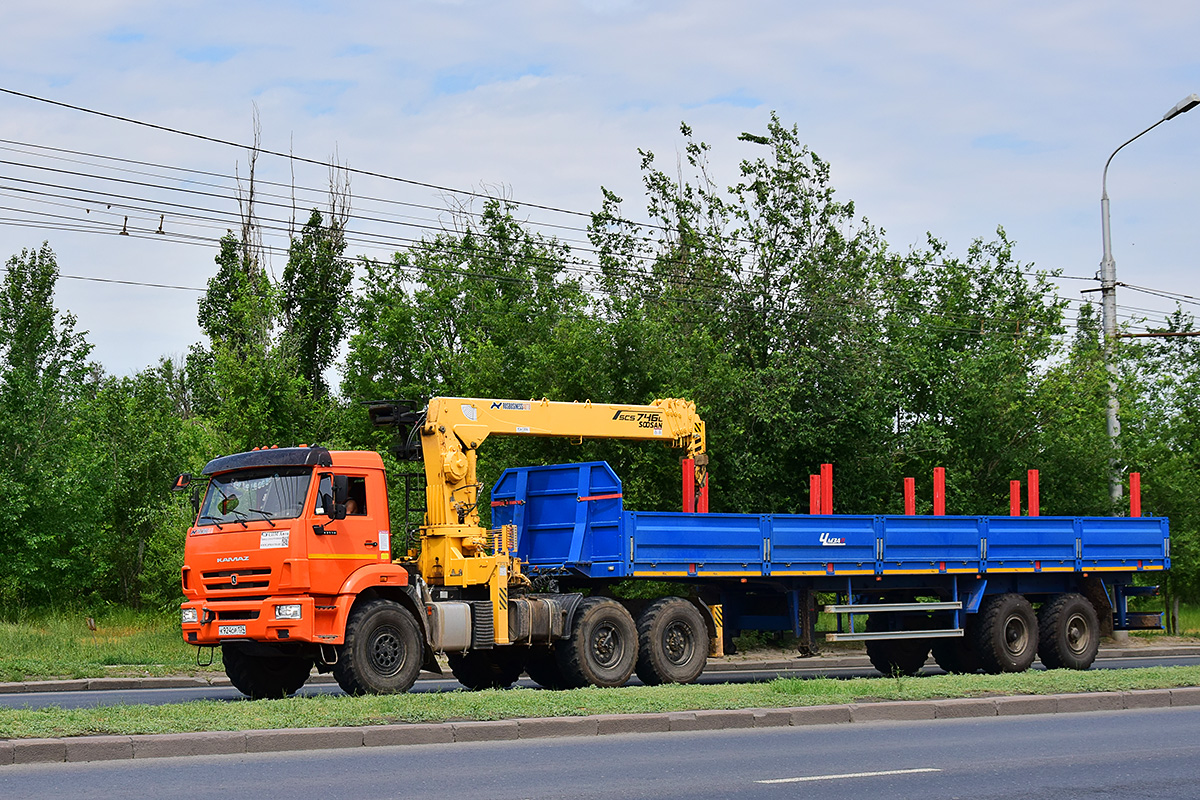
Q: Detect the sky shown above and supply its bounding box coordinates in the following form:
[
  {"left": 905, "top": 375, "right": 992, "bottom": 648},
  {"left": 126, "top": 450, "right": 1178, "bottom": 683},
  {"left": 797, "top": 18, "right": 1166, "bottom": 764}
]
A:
[{"left": 1, "top": 1, "right": 1198, "bottom": 377}]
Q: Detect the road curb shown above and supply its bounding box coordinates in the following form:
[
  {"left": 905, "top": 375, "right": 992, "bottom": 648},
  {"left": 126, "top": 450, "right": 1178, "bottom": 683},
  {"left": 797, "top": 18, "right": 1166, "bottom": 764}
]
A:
[{"left": 5, "top": 687, "right": 1199, "bottom": 766}]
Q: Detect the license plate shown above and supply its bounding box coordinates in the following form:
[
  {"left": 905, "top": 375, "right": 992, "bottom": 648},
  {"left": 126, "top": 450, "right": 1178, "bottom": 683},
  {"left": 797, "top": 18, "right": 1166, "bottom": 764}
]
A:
[{"left": 218, "top": 625, "right": 247, "bottom": 636}]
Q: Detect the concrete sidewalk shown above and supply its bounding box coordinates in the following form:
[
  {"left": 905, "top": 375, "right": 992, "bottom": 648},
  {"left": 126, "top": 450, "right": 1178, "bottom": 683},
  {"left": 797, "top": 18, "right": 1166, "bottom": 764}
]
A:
[{"left": 4, "top": 686, "right": 1200, "bottom": 766}]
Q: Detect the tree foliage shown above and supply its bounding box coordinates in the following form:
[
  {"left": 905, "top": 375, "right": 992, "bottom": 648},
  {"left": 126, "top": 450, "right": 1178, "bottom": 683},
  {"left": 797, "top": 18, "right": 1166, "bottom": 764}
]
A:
[{"left": 4, "top": 115, "right": 1198, "bottom": 610}]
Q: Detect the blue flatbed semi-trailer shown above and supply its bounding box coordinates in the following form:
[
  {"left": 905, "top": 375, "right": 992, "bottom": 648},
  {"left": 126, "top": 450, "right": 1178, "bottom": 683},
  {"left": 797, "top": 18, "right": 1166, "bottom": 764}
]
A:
[{"left": 492, "top": 461, "right": 1168, "bottom": 677}]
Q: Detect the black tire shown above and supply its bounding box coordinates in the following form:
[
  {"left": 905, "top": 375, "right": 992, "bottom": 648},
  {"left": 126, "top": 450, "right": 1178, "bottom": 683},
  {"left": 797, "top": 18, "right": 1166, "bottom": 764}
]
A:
[
  {"left": 333, "top": 599, "right": 423, "bottom": 695},
  {"left": 931, "top": 636, "right": 982, "bottom": 674},
  {"left": 634, "top": 597, "right": 708, "bottom": 685},
  {"left": 524, "top": 646, "right": 569, "bottom": 689},
  {"left": 448, "top": 648, "right": 527, "bottom": 690},
  {"left": 555, "top": 597, "right": 637, "bottom": 688},
  {"left": 974, "top": 593, "right": 1038, "bottom": 673},
  {"left": 1037, "top": 593, "right": 1100, "bottom": 670},
  {"left": 222, "top": 644, "right": 313, "bottom": 699},
  {"left": 864, "top": 613, "right": 930, "bottom": 677}
]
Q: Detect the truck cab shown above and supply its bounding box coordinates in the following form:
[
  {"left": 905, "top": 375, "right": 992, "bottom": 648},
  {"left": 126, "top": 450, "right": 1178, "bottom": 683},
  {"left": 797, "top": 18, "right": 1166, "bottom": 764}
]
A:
[{"left": 179, "top": 445, "right": 419, "bottom": 698}]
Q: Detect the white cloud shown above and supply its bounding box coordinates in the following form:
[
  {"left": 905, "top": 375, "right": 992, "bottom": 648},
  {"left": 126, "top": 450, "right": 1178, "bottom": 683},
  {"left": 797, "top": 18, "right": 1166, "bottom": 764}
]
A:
[{"left": 0, "top": 0, "right": 1198, "bottom": 374}]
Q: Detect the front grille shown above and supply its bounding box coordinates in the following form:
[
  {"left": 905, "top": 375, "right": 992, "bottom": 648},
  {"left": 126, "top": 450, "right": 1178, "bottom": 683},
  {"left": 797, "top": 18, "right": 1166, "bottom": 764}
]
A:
[
  {"left": 215, "top": 609, "right": 261, "bottom": 621},
  {"left": 201, "top": 567, "right": 271, "bottom": 591}
]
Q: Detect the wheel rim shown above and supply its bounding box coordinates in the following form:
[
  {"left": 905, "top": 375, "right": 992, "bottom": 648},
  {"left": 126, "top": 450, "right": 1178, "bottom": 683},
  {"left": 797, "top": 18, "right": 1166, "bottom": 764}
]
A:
[
  {"left": 1003, "top": 614, "right": 1029, "bottom": 656},
  {"left": 1065, "top": 612, "right": 1091, "bottom": 656},
  {"left": 591, "top": 621, "right": 625, "bottom": 669},
  {"left": 369, "top": 625, "right": 404, "bottom": 677},
  {"left": 662, "top": 620, "right": 696, "bottom": 666}
]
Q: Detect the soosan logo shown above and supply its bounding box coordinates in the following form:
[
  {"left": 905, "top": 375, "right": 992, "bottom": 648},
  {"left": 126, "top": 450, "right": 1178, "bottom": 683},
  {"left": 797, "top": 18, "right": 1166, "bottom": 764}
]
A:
[{"left": 819, "top": 532, "right": 846, "bottom": 546}]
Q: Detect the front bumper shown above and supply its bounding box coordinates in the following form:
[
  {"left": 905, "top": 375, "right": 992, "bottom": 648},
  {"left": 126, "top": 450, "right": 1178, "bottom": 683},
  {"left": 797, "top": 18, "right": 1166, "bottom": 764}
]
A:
[{"left": 181, "top": 596, "right": 334, "bottom": 646}]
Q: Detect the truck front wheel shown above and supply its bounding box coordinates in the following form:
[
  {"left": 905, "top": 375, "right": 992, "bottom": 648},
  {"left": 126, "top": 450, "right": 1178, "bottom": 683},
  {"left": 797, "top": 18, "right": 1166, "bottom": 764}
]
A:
[
  {"left": 974, "top": 593, "right": 1038, "bottom": 673},
  {"left": 556, "top": 597, "right": 637, "bottom": 688},
  {"left": 334, "top": 599, "right": 423, "bottom": 695},
  {"left": 222, "top": 644, "right": 313, "bottom": 699},
  {"left": 635, "top": 597, "right": 707, "bottom": 685},
  {"left": 1037, "top": 593, "right": 1100, "bottom": 670}
]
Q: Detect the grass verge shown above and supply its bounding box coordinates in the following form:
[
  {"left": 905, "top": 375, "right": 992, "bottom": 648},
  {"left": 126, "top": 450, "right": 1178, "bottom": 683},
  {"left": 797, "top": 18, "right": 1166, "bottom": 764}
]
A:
[
  {"left": 3, "top": 666, "right": 1200, "bottom": 740},
  {"left": 0, "top": 610, "right": 221, "bottom": 683}
]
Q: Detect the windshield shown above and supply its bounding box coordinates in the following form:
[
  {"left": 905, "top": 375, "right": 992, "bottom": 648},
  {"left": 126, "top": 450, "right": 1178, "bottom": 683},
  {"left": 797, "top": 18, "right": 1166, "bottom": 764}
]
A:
[{"left": 198, "top": 466, "right": 313, "bottom": 525}]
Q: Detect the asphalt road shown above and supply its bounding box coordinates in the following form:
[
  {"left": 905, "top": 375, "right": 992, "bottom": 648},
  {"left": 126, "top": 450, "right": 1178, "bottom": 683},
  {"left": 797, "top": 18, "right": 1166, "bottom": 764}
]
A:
[
  {"left": 4, "top": 653, "right": 1199, "bottom": 711},
  {"left": 4, "top": 705, "right": 1199, "bottom": 799}
]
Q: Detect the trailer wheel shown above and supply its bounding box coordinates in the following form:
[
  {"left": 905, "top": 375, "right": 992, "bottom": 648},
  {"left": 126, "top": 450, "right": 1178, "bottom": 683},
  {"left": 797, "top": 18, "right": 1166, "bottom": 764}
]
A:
[
  {"left": 931, "top": 636, "right": 982, "bottom": 674},
  {"left": 447, "top": 648, "right": 526, "bottom": 690},
  {"left": 864, "top": 614, "right": 930, "bottom": 677},
  {"left": 634, "top": 597, "right": 707, "bottom": 685},
  {"left": 333, "top": 599, "right": 422, "bottom": 695},
  {"left": 974, "top": 593, "right": 1037, "bottom": 673},
  {"left": 556, "top": 597, "right": 637, "bottom": 688},
  {"left": 524, "top": 646, "right": 569, "bottom": 689},
  {"left": 865, "top": 639, "right": 931, "bottom": 676},
  {"left": 1037, "top": 593, "right": 1100, "bottom": 670},
  {"left": 222, "top": 644, "right": 313, "bottom": 699}
]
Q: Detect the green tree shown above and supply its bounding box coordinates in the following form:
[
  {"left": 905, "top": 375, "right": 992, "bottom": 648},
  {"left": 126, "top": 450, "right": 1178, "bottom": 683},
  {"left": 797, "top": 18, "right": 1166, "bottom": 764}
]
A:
[
  {"left": 0, "top": 244, "right": 95, "bottom": 606},
  {"left": 1123, "top": 309, "right": 1200, "bottom": 602},
  {"left": 282, "top": 209, "right": 353, "bottom": 398}
]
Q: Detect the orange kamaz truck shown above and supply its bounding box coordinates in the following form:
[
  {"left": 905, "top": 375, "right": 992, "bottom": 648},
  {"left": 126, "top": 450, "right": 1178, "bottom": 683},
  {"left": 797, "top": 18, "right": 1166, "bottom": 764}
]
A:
[{"left": 177, "top": 396, "right": 710, "bottom": 698}]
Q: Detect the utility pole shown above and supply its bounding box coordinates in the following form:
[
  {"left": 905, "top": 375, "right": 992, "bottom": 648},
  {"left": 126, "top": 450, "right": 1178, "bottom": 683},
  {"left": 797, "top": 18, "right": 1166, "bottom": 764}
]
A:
[{"left": 1099, "top": 93, "right": 1199, "bottom": 506}]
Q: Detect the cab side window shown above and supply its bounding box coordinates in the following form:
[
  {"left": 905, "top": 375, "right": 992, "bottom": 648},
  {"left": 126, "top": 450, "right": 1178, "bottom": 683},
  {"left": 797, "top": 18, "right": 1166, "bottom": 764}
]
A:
[{"left": 345, "top": 476, "right": 367, "bottom": 516}]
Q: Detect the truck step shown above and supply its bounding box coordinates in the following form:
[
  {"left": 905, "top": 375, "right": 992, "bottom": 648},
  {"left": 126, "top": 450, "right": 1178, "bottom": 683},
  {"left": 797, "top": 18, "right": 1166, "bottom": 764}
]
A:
[
  {"left": 825, "top": 628, "right": 964, "bottom": 642},
  {"left": 823, "top": 601, "right": 962, "bottom": 614},
  {"left": 1116, "top": 612, "right": 1163, "bottom": 630}
]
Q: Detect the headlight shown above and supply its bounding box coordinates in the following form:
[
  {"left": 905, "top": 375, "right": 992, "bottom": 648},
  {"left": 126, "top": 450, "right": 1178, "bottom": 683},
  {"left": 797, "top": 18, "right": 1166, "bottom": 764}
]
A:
[
  {"left": 274, "top": 604, "right": 302, "bottom": 620},
  {"left": 181, "top": 608, "right": 199, "bottom": 624}
]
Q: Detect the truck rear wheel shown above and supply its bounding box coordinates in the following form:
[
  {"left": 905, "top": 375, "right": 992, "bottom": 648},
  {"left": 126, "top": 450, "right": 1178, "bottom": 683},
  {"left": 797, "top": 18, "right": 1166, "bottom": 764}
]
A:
[
  {"left": 974, "top": 593, "right": 1037, "bottom": 673},
  {"left": 525, "top": 646, "right": 569, "bottom": 689},
  {"left": 333, "top": 599, "right": 423, "bottom": 695},
  {"left": 222, "top": 644, "right": 313, "bottom": 699},
  {"left": 556, "top": 596, "right": 637, "bottom": 688},
  {"left": 1037, "top": 593, "right": 1100, "bottom": 670},
  {"left": 448, "top": 648, "right": 526, "bottom": 690},
  {"left": 634, "top": 597, "right": 707, "bottom": 685}
]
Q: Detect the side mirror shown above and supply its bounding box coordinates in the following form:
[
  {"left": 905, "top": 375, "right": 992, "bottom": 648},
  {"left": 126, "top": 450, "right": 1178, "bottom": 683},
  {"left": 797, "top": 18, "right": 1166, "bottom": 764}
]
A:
[
  {"left": 316, "top": 473, "right": 346, "bottom": 520},
  {"left": 172, "top": 473, "right": 192, "bottom": 492},
  {"left": 330, "top": 476, "right": 349, "bottom": 520}
]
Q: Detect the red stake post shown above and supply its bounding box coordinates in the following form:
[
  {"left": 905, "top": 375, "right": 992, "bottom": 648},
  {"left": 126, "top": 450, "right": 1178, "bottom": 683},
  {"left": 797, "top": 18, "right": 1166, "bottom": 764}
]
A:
[
  {"left": 682, "top": 458, "right": 695, "bottom": 513},
  {"left": 1130, "top": 472, "right": 1141, "bottom": 518},
  {"left": 1010, "top": 480, "right": 1021, "bottom": 516},
  {"left": 820, "top": 463, "right": 833, "bottom": 515},
  {"left": 1027, "top": 469, "right": 1040, "bottom": 517},
  {"left": 904, "top": 477, "right": 915, "bottom": 515},
  {"left": 933, "top": 467, "right": 946, "bottom": 516},
  {"left": 809, "top": 475, "right": 822, "bottom": 515}
]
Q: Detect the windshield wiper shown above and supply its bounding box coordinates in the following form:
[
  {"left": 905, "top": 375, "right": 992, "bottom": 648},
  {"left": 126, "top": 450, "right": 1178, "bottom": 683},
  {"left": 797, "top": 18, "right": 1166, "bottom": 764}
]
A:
[
  {"left": 249, "top": 508, "right": 276, "bottom": 527},
  {"left": 230, "top": 509, "right": 250, "bottom": 528},
  {"left": 196, "top": 515, "right": 225, "bottom": 530}
]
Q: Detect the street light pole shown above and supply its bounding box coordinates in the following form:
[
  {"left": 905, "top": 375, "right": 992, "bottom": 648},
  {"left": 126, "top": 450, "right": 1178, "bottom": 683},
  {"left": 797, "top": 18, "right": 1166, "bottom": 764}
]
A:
[{"left": 1100, "top": 92, "right": 1200, "bottom": 507}]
